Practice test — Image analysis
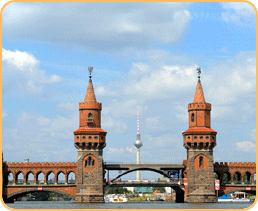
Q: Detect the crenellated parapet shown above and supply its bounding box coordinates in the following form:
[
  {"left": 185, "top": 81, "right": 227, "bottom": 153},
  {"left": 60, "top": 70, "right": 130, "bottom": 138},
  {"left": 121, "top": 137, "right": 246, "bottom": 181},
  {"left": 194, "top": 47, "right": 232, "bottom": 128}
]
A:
[
  {"left": 6, "top": 162, "right": 77, "bottom": 167},
  {"left": 188, "top": 103, "right": 211, "bottom": 111},
  {"left": 4, "top": 162, "right": 77, "bottom": 176},
  {"left": 214, "top": 162, "right": 256, "bottom": 166},
  {"left": 79, "top": 102, "right": 102, "bottom": 110},
  {"left": 214, "top": 162, "right": 256, "bottom": 169}
]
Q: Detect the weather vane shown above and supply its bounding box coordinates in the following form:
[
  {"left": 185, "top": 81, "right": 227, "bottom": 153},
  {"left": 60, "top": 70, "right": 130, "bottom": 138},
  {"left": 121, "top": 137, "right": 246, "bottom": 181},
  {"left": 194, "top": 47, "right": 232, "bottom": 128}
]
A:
[
  {"left": 196, "top": 67, "right": 201, "bottom": 80},
  {"left": 88, "top": 66, "right": 93, "bottom": 78}
]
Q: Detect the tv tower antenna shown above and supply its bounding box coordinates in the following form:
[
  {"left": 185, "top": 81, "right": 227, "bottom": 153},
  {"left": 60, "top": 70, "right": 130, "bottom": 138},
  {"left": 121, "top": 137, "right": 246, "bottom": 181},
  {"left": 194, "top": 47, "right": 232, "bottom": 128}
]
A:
[{"left": 134, "top": 104, "right": 143, "bottom": 181}]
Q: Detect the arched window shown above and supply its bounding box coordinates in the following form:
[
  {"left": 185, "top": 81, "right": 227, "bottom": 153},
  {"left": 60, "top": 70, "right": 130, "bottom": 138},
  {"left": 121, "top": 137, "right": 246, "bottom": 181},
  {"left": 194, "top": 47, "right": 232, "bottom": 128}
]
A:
[
  {"left": 88, "top": 157, "right": 92, "bottom": 166},
  {"left": 199, "top": 156, "right": 203, "bottom": 168},
  {"left": 85, "top": 156, "right": 95, "bottom": 168},
  {"left": 88, "top": 113, "right": 93, "bottom": 124},
  {"left": 191, "top": 113, "right": 195, "bottom": 122}
]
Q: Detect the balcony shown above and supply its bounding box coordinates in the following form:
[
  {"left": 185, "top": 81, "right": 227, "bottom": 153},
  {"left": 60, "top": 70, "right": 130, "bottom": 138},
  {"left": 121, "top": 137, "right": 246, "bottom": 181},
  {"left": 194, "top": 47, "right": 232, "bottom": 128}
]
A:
[{"left": 87, "top": 118, "right": 94, "bottom": 126}]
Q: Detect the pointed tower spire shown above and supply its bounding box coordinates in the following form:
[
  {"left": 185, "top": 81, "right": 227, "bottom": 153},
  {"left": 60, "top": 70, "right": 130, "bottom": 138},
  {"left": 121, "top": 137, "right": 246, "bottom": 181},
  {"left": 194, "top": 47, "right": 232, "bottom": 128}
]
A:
[
  {"left": 193, "top": 67, "right": 206, "bottom": 103},
  {"left": 84, "top": 66, "right": 97, "bottom": 102}
]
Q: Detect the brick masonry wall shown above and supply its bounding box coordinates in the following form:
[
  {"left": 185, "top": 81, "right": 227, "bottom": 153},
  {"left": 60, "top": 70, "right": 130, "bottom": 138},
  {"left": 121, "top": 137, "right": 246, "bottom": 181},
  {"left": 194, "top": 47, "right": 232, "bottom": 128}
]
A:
[{"left": 76, "top": 150, "right": 104, "bottom": 203}]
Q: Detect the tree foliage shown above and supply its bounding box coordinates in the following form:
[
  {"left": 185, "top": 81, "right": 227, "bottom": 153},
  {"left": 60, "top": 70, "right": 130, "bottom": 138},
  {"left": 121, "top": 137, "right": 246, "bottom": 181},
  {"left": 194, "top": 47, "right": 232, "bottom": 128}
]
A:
[
  {"left": 105, "top": 187, "right": 131, "bottom": 194},
  {"left": 152, "top": 187, "right": 165, "bottom": 193}
]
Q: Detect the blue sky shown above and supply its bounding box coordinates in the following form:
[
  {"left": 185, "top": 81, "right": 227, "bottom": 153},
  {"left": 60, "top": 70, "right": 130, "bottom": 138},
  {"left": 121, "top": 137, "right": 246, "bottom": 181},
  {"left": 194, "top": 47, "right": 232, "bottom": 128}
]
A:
[{"left": 2, "top": 2, "right": 256, "bottom": 179}]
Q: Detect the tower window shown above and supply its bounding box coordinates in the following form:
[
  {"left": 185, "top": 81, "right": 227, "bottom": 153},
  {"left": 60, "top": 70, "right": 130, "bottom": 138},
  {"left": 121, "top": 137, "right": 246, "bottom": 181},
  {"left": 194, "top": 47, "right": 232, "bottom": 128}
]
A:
[
  {"left": 199, "top": 156, "right": 203, "bottom": 168},
  {"left": 88, "top": 113, "right": 93, "bottom": 123},
  {"left": 85, "top": 156, "right": 95, "bottom": 168},
  {"left": 191, "top": 113, "right": 195, "bottom": 122}
]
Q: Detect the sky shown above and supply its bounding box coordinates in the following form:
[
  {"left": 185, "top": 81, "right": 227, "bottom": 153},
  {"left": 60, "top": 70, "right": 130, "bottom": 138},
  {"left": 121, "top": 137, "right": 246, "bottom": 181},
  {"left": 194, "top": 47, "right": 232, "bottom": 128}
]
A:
[{"left": 1, "top": 2, "right": 256, "bottom": 180}]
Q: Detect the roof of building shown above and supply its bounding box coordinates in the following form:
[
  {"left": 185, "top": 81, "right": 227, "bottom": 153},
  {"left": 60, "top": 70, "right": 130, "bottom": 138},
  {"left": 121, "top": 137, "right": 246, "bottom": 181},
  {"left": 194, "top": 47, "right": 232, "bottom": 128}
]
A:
[
  {"left": 73, "top": 128, "right": 107, "bottom": 134},
  {"left": 84, "top": 77, "right": 97, "bottom": 103},
  {"left": 193, "top": 79, "right": 206, "bottom": 103},
  {"left": 184, "top": 128, "right": 217, "bottom": 134}
]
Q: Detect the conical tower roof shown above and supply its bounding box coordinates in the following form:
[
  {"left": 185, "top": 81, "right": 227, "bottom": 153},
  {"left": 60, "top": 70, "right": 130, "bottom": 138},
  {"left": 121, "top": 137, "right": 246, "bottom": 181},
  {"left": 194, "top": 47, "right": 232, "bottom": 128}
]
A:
[
  {"left": 84, "top": 77, "right": 97, "bottom": 102},
  {"left": 193, "top": 79, "right": 206, "bottom": 103}
]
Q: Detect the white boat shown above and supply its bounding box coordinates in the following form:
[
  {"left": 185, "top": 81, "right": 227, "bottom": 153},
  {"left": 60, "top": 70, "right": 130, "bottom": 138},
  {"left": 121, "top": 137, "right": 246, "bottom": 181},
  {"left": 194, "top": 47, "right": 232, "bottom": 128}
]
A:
[
  {"left": 231, "top": 191, "right": 250, "bottom": 202},
  {"left": 105, "top": 194, "right": 127, "bottom": 203},
  {"left": 218, "top": 192, "right": 250, "bottom": 202},
  {"left": 218, "top": 198, "right": 233, "bottom": 202}
]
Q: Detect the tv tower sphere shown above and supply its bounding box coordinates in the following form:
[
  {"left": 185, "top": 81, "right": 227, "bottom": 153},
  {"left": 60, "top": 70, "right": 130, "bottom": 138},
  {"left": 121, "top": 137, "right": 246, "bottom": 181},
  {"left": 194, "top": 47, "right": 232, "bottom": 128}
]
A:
[{"left": 134, "top": 135, "right": 143, "bottom": 149}]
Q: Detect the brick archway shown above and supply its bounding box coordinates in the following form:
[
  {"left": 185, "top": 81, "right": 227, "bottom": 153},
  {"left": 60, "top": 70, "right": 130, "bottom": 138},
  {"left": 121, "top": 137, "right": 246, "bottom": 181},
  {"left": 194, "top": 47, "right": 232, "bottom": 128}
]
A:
[{"left": 7, "top": 187, "right": 76, "bottom": 200}]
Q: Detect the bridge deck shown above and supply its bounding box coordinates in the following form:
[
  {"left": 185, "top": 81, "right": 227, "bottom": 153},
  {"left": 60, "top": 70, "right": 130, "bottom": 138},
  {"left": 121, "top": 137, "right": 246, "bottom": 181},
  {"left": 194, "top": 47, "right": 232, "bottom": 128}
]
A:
[
  {"left": 104, "top": 164, "right": 185, "bottom": 170},
  {"left": 108, "top": 181, "right": 183, "bottom": 187}
]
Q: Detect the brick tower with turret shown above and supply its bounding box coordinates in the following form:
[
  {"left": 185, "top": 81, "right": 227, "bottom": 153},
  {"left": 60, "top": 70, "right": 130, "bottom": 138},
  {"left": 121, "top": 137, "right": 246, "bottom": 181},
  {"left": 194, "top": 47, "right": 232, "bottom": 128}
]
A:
[
  {"left": 183, "top": 68, "right": 217, "bottom": 203},
  {"left": 74, "top": 67, "right": 107, "bottom": 203}
]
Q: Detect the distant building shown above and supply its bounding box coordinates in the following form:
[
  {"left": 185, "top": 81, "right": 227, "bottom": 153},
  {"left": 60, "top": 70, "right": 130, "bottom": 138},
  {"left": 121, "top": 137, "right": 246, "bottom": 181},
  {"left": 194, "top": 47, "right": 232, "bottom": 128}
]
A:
[{"left": 134, "top": 187, "right": 153, "bottom": 193}]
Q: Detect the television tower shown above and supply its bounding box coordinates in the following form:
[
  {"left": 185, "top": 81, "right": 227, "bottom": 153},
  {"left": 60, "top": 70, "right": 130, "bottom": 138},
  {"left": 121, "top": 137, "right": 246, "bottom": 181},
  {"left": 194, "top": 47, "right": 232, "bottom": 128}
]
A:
[{"left": 134, "top": 104, "right": 143, "bottom": 180}]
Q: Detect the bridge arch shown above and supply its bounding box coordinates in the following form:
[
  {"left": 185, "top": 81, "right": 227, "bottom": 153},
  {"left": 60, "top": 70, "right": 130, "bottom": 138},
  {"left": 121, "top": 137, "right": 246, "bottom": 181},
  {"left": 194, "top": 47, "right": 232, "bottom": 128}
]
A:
[
  {"left": 222, "top": 171, "right": 231, "bottom": 184},
  {"left": 3, "top": 171, "right": 13, "bottom": 185},
  {"left": 7, "top": 188, "right": 75, "bottom": 201},
  {"left": 26, "top": 172, "right": 34, "bottom": 184},
  {"left": 36, "top": 171, "right": 45, "bottom": 184},
  {"left": 57, "top": 171, "right": 65, "bottom": 184},
  {"left": 67, "top": 171, "right": 76, "bottom": 184},
  {"left": 214, "top": 171, "right": 221, "bottom": 182},
  {"left": 243, "top": 171, "right": 252, "bottom": 184},
  {"left": 46, "top": 171, "right": 55, "bottom": 184},
  {"left": 223, "top": 187, "right": 256, "bottom": 196},
  {"left": 15, "top": 171, "right": 24, "bottom": 184},
  {"left": 111, "top": 167, "right": 170, "bottom": 182},
  {"left": 233, "top": 171, "right": 242, "bottom": 184}
]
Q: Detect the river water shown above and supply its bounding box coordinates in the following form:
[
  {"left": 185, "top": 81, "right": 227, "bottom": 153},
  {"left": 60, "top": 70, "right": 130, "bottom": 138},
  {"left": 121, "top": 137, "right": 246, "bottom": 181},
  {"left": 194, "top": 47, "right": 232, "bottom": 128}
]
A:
[{"left": 5, "top": 201, "right": 256, "bottom": 209}]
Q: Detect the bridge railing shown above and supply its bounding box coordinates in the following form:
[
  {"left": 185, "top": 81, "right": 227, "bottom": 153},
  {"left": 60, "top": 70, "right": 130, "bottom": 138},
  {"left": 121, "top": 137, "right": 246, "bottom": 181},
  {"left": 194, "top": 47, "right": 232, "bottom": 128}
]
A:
[
  {"left": 109, "top": 178, "right": 184, "bottom": 184},
  {"left": 104, "top": 161, "right": 183, "bottom": 165}
]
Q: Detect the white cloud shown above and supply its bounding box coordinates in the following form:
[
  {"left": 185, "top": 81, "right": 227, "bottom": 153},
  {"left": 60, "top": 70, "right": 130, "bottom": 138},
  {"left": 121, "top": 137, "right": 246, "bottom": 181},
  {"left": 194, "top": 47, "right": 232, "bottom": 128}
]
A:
[
  {"left": 124, "top": 64, "right": 197, "bottom": 99},
  {"left": 103, "top": 99, "right": 138, "bottom": 118},
  {"left": 95, "top": 86, "right": 117, "bottom": 97},
  {"left": 175, "top": 105, "right": 188, "bottom": 122},
  {"left": 2, "top": 48, "right": 62, "bottom": 95},
  {"left": 145, "top": 116, "right": 170, "bottom": 131},
  {"left": 48, "top": 75, "right": 62, "bottom": 83},
  {"left": 221, "top": 2, "right": 255, "bottom": 26},
  {"left": 102, "top": 116, "right": 127, "bottom": 134},
  {"left": 13, "top": 111, "right": 77, "bottom": 140},
  {"left": 2, "top": 2, "right": 191, "bottom": 51},
  {"left": 212, "top": 106, "right": 232, "bottom": 119},
  {"left": 206, "top": 51, "right": 256, "bottom": 105},
  {"left": 236, "top": 141, "right": 256, "bottom": 152},
  {"left": 2, "top": 110, "right": 8, "bottom": 121},
  {"left": 107, "top": 147, "right": 136, "bottom": 154},
  {"left": 2, "top": 110, "right": 78, "bottom": 162},
  {"left": 58, "top": 101, "right": 77, "bottom": 111},
  {"left": 250, "top": 129, "right": 256, "bottom": 140}
]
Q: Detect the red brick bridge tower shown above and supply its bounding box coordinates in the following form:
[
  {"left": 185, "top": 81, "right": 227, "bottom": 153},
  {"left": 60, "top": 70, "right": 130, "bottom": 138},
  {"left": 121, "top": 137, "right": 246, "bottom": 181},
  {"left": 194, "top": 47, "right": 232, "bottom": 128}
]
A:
[
  {"left": 73, "top": 67, "right": 107, "bottom": 203},
  {"left": 183, "top": 68, "right": 217, "bottom": 203}
]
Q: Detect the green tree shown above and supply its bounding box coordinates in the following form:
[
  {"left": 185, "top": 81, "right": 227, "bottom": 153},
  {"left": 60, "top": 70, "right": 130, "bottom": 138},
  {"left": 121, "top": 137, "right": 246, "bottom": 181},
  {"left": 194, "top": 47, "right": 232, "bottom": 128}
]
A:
[
  {"left": 152, "top": 187, "right": 165, "bottom": 193},
  {"left": 214, "top": 173, "right": 218, "bottom": 179},
  {"left": 105, "top": 187, "right": 131, "bottom": 194}
]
